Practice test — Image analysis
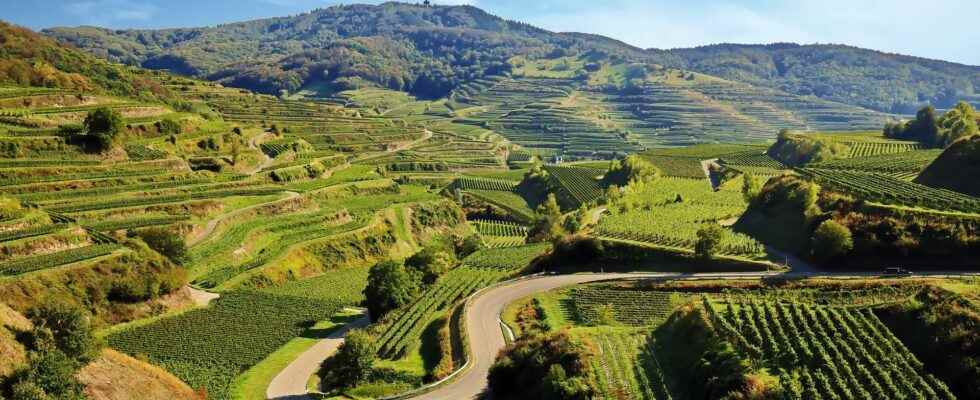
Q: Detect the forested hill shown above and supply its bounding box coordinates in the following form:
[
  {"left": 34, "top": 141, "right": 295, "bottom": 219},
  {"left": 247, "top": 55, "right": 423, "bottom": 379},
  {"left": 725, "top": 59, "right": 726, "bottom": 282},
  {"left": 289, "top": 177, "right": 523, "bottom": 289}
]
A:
[
  {"left": 0, "top": 21, "right": 171, "bottom": 100},
  {"left": 43, "top": 2, "right": 654, "bottom": 99},
  {"left": 42, "top": 1, "right": 979, "bottom": 112},
  {"left": 667, "top": 43, "right": 980, "bottom": 114}
]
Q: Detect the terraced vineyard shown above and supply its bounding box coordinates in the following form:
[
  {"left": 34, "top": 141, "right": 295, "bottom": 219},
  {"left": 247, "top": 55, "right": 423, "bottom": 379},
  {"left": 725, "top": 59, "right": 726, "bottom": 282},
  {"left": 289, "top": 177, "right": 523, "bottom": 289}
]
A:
[
  {"left": 543, "top": 165, "right": 606, "bottom": 207},
  {"left": 707, "top": 298, "right": 956, "bottom": 399},
  {"left": 798, "top": 168, "right": 980, "bottom": 213},
  {"left": 571, "top": 287, "right": 686, "bottom": 326},
  {"left": 108, "top": 291, "right": 346, "bottom": 400},
  {"left": 807, "top": 149, "right": 943, "bottom": 179},
  {"left": 596, "top": 177, "right": 766, "bottom": 258}
]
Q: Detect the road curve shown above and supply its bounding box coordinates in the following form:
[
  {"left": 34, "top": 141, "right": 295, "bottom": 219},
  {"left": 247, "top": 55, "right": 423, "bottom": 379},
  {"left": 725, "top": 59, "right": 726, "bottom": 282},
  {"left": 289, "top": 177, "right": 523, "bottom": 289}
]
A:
[
  {"left": 405, "top": 270, "right": 978, "bottom": 400},
  {"left": 409, "top": 272, "right": 681, "bottom": 400},
  {"left": 266, "top": 315, "right": 370, "bottom": 400}
]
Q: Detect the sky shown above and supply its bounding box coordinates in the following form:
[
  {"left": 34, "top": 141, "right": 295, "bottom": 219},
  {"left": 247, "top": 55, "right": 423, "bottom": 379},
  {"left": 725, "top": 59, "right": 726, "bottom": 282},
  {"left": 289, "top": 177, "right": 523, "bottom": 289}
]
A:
[{"left": 2, "top": 0, "right": 978, "bottom": 65}]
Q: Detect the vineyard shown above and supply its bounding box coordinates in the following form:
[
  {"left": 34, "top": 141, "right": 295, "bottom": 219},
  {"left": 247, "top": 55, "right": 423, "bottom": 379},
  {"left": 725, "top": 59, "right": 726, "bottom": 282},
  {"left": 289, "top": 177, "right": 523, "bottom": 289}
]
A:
[
  {"left": 706, "top": 297, "right": 956, "bottom": 399},
  {"left": 373, "top": 266, "right": 503, "bottom": 359},
  {"left": 596, "top": 177, "right": 767, "bottom": 258},
  {"left": 806, "top": 149, "right": 943, "bottom": 180},
  {"left": 571, "top": 287, "right": 686, "bottom": 326},
  {"left": 587, "top": 331, "right": 672, "bottom": 400},
  {"left": 108, "top": 291, "right": 345, "bottom": 400},
  {"left": 797, "top": 168, "right": 980, "bottom": 213},
  {"left": 543, "top": 165, "right": 606, "bottom": 207}
]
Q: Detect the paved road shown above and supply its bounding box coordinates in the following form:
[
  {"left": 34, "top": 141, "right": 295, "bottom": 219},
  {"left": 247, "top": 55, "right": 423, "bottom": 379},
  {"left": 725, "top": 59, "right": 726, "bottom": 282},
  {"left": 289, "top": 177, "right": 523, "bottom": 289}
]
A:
[
  {"left": 266, "top": 315, "right": 371, "bottom": 400},
  {"left": 406, "top": 270, "right": 977, "bottom": 400}
]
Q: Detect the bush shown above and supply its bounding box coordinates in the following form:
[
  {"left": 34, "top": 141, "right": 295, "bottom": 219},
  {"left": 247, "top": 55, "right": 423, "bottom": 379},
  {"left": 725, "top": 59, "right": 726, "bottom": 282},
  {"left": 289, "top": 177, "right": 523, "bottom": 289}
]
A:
[
  {"left": 318, "top": 329, "right": 375, "bottom": 389},
  {"left": 488, "top": 331, "right": 596, "bottom": 399},
  {"left": 82, "top": 107, "right": 122, "bottom": 151},
  {"left": 156, "top": 118, "right": 182, "bottom": 135},
  {"left": 527, "top": 194, "right": 564, "bottom": 243},
  {"left": 811, "top": 220, "right": 853, "bottom": 260},
  {"left": 405, "top": 246, "right": 456, "bottom": 286},
  {"left": 26, "top": 301, "right": 101, "bottom": 363},
  {"left": 136, "top": 227, "right": 188, "bottom": 265},
  {"left": 695, "top": 224, "right": 724, "bottom": 259},
  {"left": 363, "top": 260, "right": 418, "bottom": 321},
  {"left": 602, "top": 155, "right": 659, "bottom": 186}
]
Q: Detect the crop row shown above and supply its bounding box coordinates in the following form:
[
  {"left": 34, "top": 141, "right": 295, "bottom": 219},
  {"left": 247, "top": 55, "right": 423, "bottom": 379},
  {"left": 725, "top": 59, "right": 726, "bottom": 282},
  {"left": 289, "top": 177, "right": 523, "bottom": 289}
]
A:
[
  {"left": 460, "top": 243, "right": 550, "bottom": 271},
  {"left": 590, "top": 332, "right": 672, "bottom": 400},
  {"left": 46, "top": 187, "right": 284, "bottom": 213},
  {"left": 711, "top": 299, "right": 955, "bottom": 400},
  {"left": 571, "top": 288, "right": 683, "bottom": 326},
  {"left": 470, "top": 219, "right": 528, "bottom": 237},
  {"left": 0, "top": 243, "right": 120, "bottom": 276},
  {"left": 374, "top": 267, "right": 500, "bottom": 358},
  {"left": 544, "top": 165, "right": 605, "bottom": 206},
  {"left": 108, "top": 291, "right": 345, "bottom": 400},
  {"left": 798, "top": 168, "right": 980, "bottom": 213},
  {"left": 450, "top": 176, "right": 517, "bottom": 191}
]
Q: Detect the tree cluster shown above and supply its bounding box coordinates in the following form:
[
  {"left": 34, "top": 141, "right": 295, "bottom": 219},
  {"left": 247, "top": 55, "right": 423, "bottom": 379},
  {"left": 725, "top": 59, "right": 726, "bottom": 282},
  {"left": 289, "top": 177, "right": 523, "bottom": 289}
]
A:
[
  {"left": 884, "top": 102, "right": 978, "bottom": 148},
  {"left": 488, "top": 331, "right": 596, "bottom": 400},
  {"left": 362, "top": 241, "right": 462, "bottom": 321},
  {"left": 0, "top": 300, "right": 103, "bottom": 400}
]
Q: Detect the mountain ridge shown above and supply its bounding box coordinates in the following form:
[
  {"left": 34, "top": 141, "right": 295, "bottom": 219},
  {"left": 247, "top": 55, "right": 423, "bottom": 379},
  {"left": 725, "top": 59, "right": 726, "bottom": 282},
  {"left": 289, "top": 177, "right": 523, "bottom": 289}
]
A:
[{"left": 39, "top": 1, "right": 979, "bottom": 112}]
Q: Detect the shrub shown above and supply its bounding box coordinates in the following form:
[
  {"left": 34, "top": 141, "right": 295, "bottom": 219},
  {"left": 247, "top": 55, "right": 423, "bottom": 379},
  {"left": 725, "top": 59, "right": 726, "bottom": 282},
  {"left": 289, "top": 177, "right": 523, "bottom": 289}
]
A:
[
  {"left": 25, "top": 301, "right": 101, "bottom": 363},
  {"left": 811, "top": 220, "right": 853, "bottom": 259},
  {"left": 82, "top": 107, "right": 122, "bottom": 151},
  {"left": 405, "top": 246, "right": 456, "bottom": 286},
  {"left": 363, "top": 260, "right": 418, "bottom": 321},
  {"left": 602, "top": 154, "right": 659, "bottom": 186},
  {"left": 318, "top": 329, "right": 375, "bottom": 389},
  {"left": 488, "top": 331, "right": 596, "bottom": 399},
  {"left": 136, "top": 227, "right": 188, "bottom": 265},
  {"left": 695, "top": 224, "right": 724, "bottom": 259},
  {"left": 156, "top": 118, "right": 181, "bottom": 135}
]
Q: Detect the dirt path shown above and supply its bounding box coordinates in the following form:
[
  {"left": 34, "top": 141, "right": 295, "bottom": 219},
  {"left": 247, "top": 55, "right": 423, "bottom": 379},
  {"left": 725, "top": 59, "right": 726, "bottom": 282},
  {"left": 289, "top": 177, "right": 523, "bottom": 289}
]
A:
[
  {"left": 186, "top": 191, "right": 301, "bottom": 247},
  {"left": 266, "top": 313, "right": 370, "bottom": 400},
  {"left": 185, "top": 286, "right": 219, "bottom": 307}
]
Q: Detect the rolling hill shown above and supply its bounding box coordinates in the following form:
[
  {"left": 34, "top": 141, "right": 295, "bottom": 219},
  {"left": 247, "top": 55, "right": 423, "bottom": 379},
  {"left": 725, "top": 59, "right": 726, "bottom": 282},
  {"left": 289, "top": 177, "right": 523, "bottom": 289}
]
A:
[{"left": 42, "top": 2, "right": 979, "bottom": 114}]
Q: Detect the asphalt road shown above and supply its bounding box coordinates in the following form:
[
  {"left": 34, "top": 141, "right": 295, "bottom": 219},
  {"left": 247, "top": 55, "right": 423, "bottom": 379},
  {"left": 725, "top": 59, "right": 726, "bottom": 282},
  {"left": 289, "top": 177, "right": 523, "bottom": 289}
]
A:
[
  {"left": 264, "top": 270, "right": 977, "bottom": 400},
  {"left": 407, "top": 270, "right": 977, "bottom": 400}
]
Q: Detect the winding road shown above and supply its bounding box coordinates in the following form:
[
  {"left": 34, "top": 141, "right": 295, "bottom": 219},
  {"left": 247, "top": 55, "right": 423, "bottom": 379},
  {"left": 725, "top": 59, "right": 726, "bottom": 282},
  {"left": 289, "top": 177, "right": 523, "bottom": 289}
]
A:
[{"left": 266, "top": 270, "right": 978, "bottom": 400}]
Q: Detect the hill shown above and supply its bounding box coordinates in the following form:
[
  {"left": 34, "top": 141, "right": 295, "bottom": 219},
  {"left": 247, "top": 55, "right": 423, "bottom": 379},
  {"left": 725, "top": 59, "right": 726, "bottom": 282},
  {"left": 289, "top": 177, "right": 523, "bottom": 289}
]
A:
[
  {"left": 915, "top": 134, "right": 980, "bottom": 196},
  {"left": 42, "top": 3, "right": 980, "bottom": 113},
  {"left": 0, "top": 21, "right": 171, "bottom": 100},
  {"left": 667, "top": 43, "right": 980, "bottom": 113},
  {"left": 43, "top": 2, "right": 652, "bottom": 99}
]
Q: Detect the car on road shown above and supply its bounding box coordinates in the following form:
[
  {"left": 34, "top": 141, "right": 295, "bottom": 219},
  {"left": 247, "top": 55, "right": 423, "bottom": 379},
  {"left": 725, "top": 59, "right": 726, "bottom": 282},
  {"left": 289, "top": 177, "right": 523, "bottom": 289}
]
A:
[{"left": 883, "top": 267, "right": 913, "bottom": 276}]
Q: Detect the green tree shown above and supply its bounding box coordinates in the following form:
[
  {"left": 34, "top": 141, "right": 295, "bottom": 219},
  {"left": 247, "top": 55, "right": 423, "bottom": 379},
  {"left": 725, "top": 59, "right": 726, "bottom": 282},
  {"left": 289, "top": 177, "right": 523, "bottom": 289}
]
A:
[
  {"left": 937, "top": 101, "right": 978, "bottom": 146},
  {"left": 741, "top": 172, "right": 762, "bottom": 204},
  {"left": 26, "top": 301, "right": 101, "bottom": 363},
  {"left": 156, "top": 118, "right": 181, "bottom": 135},
  {"left": 137, "top": 227, "right": 188, "bottom": 265},
  {"left": 695, "top": 224, "right": 724, "bottom": 259},
  {"left": 405, "top": 246, "right": 456, "bottom": 286},
  {"left": 363, "top": 260, "right": 418, "bottom": 321},
  {"left": 489, "top": 331, "right": 595, "bottom": 399},
  {"left": 318, "top": 329, "right": 375, "bottom": 389},
  {"left": 82, "top": 107, "right": 123, "bottom": 151},
  {"left": 602, "top": 155, "right": 659, "bottom": 186},
  {"left": 811, "top": 220, "right": 853, "bottom": 259},
  {"left": 528, "top": 194, "right": 564, "bottom": 243}
]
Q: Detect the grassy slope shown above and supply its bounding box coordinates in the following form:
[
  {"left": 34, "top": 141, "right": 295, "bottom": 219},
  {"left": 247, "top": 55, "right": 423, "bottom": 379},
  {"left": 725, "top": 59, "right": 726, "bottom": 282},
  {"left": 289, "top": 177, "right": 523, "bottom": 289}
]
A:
[
  {"left": 915, "top": 135, "right": 980, "bottom": 196},
  {"left": 78, "top": 349, "right": 200, "bottom": 400}
]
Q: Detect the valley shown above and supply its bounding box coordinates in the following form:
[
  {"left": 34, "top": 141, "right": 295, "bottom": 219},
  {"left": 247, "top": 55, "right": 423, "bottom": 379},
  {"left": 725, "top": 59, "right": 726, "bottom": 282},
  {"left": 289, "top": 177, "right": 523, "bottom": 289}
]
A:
[{"left": 0, "top": 3, "right": 977, "bottom": 400}]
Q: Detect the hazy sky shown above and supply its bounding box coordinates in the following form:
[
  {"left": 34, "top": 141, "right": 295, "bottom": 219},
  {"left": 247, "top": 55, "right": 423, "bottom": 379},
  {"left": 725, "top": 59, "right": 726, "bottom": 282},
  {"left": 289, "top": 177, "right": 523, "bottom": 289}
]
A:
[{"left": 3, "top": 0, "right": 978, "bottom": 65}]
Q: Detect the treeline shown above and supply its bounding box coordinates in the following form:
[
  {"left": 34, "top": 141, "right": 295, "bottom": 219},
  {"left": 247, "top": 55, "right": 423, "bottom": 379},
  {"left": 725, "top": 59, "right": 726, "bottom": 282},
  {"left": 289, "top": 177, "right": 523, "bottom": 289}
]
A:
[
  {"left": 43, "top": 3, "right": 653, "bottom": 98},
  {"left": 884, "top": 102, "right": 978, "bottom": 148}
]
